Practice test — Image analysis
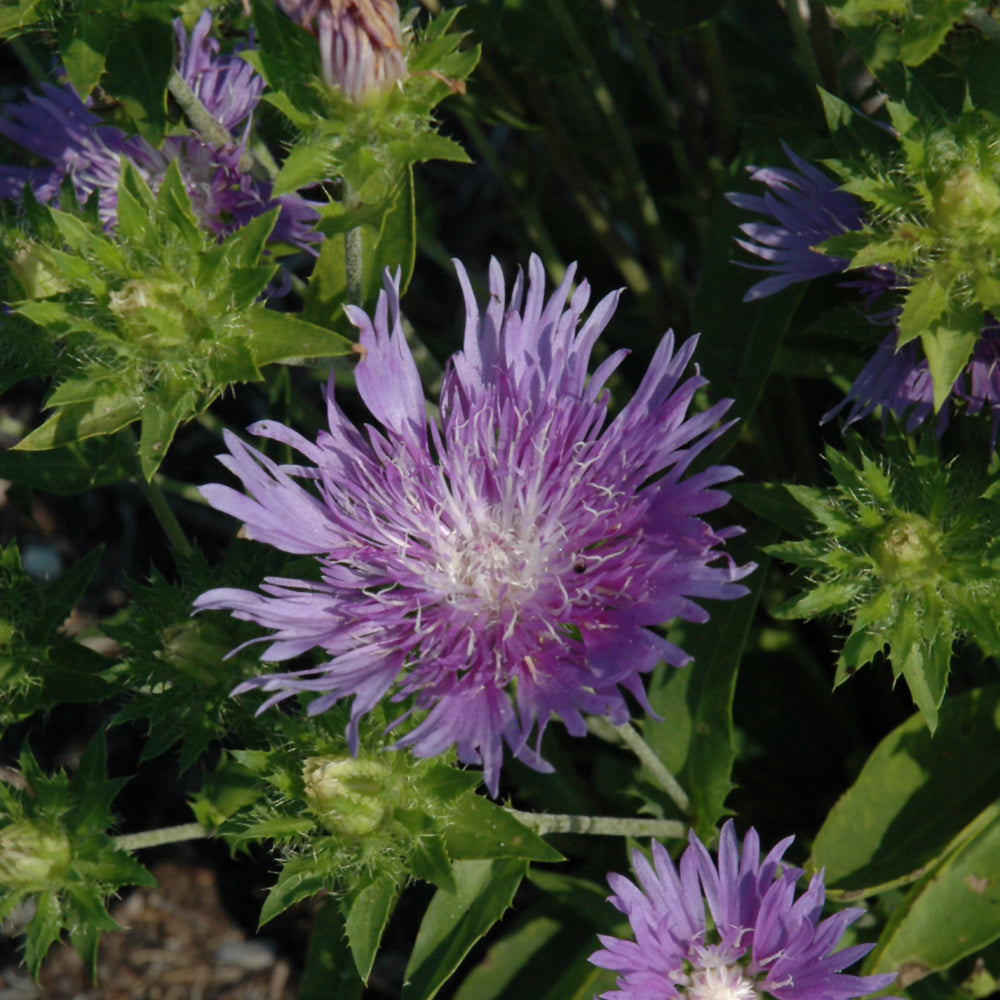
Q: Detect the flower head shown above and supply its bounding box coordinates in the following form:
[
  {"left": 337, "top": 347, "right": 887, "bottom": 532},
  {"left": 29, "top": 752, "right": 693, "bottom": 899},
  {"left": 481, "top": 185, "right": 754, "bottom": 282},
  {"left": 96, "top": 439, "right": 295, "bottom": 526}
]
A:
[
  {"left": 590, "top": 821, "right": 899, "bottom": 1000},
  {"left": 194, "top": 256, "right": 754, "bottom": 795},
  {"left": 276, "top": 0, "right": 407, "bottom": 103},
  {"left": 0, "top": 13, "right": 321, "bottom": 252},
  {"left": 726, "top": 143, "right": 864, "bottom": 302}
]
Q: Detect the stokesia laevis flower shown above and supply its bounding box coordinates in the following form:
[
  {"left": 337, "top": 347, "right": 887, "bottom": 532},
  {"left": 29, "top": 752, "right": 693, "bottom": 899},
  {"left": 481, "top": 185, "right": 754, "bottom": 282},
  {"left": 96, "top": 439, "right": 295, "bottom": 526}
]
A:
[
  {"left": 0, "top": 12, "right": 321, "bottom": 252},
  {"left": 590, "top": 821, "right": 899, "bottom": 1000},
  {"left": 276, "top": 0, "right": 407, "bottom": 103},
  {"left": 194, "top": 255, "right": 755, "bottom": 795},
  {"left": 725, "top": 143, "right": 866, "bottom": 302}
]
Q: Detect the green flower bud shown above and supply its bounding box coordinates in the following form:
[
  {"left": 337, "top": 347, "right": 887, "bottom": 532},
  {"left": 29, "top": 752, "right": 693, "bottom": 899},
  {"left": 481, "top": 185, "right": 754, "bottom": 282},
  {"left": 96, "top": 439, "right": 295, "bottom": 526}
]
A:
[
  {"left": 0, "top": 821, "right": 72, "bottom": 890},
  {"left": 9, "top": 241, "right": 69, "bottom": 299},
  {"left": 873, "top": 514, "right": 943, "bottom": 585},
  {"left": 302, "top": 755, "right": 391, "bottom": 837},
  {"left": 931, "top": 166, "right": 1000, "bottom": 238}
]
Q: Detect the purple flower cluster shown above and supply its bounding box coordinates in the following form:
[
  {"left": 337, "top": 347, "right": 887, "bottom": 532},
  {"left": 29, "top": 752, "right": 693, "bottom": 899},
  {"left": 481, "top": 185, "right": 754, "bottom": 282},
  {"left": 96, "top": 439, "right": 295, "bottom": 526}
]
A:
[
  {"left": 729, "top": 144, "right": 1000, "bottom": 445},
  {"left": 195, "top": 256, "right": 754, "bottom": 795},
  {"left": 590, "top": 821, "right": 899, "bottom": 1000},
  {"left": 0, "top": 12, "right": 321, "bottom": 253}
]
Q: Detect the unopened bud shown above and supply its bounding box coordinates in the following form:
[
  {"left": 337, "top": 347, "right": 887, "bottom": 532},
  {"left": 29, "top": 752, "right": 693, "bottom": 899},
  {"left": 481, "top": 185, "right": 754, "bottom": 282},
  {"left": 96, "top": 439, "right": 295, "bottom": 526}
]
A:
[
  {"left": 302, "top": 755, "right": 391, "bottom": 836},
  {"left": 276, "top": 0, "right": 407, "bottom": 103},
  {"left": 10, "top": 241, "right": 69, "bottom": 299},
  {"left": 873, "top": 515, "right": 943, "bottom": 584},
  {"left": 0, "top": 822, "right": 72, "bottom": 890}
]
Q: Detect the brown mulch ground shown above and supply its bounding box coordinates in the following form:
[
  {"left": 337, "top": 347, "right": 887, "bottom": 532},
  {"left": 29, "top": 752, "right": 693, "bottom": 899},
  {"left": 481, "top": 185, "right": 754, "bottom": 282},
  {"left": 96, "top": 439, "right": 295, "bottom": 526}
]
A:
[{"left": 0, "top": 861, "right": 297, "bottom": 1000}]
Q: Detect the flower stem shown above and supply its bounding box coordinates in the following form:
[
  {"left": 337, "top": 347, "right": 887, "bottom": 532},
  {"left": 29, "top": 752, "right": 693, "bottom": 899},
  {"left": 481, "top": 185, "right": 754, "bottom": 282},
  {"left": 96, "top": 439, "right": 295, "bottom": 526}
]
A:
[
  {"left": 590, "top": 717, "right": 690, "bottom": 815},
  {"left": 508, "top": 809, "right": 685, "bottom": 840},
  {"left": 782, "top": 0, "right": 823, "bottom": 92},
  {"left": 965, "top": 5, "right": 1000, "bottom": 44},
  {"left": 167, "top": 70, "right": 264, "bottom": 179},
  {"left": 343, "top": 184, "right": 364, "bottom": 306},
  {"left": 113, "top": 822, "right": 209, "bottom": 852},
  {"left": 140, "top": 476, "right": 193, "bottom": 559}
]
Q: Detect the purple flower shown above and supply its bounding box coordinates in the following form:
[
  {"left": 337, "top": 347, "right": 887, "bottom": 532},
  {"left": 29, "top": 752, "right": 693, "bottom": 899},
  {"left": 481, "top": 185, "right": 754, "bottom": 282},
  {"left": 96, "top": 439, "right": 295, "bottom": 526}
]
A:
[
  {"left": 590, "top": 821, "right": 899, "bottom": 1000},
  {"left": 174, "top": 12, "right": 264, "bottom": 132},
  {"left": 822, "top": 331, "right": 940, "bottom": 434},
  {"left": 0, "top": 13, "right": 321, "bottom": 252},
  {"left": 726, "top": 143, "right": 865, "bottom": 302},
  {"left": 276, "top": 0, "right": 407, "bottom": 103},
  {"left": 958, "top": 321, "right": 1000, "bottom": 448},
  {"left": 194, "top": 256, "right": 754, "bottom": 796},
  {"left": 824, "top": 322, "right": 1000, "bottom": 448}
]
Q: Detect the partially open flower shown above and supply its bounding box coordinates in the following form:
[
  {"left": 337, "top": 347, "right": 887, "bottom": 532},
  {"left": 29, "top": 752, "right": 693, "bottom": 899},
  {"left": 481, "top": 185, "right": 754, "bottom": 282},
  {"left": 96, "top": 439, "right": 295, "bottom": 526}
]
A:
[{"left": 276, "top": 0, "right": 407, "bottom": 103}]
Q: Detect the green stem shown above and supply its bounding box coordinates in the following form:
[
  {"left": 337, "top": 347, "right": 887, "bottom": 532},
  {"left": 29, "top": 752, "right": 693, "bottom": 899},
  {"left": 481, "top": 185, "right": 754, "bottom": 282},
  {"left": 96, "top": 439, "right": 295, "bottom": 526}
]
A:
[
  {"left": 590, "top": 717, "right": 690, "bottom": 815},
  {"left": 782, "top": 0, "right": 823, "bottom": 92},
  {"left": 167, "top": 71, "right": 265, "bottom": 180},
  {"left": 965, "top": 5, "right": 1000, "bottom": 44},
  {"left": 140, "top": 476, "right": 193, "bottom": 559},
  {"left": 508, "top": 809, "right": 685, "bottom": 840},
  {"left": 343, "top": 184, "right": 364, "bottom": 306},
  {"left": 114, "top": 822, "right": 209, "bottom": 852}
]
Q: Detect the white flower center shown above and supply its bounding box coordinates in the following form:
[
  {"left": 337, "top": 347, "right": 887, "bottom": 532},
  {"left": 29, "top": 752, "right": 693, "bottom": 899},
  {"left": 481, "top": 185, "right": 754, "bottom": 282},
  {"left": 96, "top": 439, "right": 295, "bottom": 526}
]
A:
[
  {"left": 445, "top": 522, "right": 540, "bottom": 606},
  {"left": 686, "top": 964, "right": 758, "bottom": 1000}
]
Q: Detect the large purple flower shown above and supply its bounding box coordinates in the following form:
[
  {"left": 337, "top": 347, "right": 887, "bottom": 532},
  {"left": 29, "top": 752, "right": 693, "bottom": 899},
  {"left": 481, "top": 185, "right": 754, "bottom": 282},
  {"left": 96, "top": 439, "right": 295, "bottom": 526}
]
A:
[
  {"left": 0, "top": 12, "right": 320, "bottom": 252},
  {"left": 194, "top": 256, "right": 754, "bottom": 795},
  {"left": 590, "top": 821, "right": 899, "bottom": 1000},
  {"left": 726, "top": 143, "right": 865, "bottom": 302}
]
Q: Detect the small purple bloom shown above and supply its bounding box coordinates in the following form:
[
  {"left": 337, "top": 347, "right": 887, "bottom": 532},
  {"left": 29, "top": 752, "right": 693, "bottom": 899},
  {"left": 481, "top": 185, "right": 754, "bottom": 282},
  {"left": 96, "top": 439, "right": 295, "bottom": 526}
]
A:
[
  {"left": 824, "top": 322, "right": 1000, "bottom": 448},
  {"left": 958, "top": 321, "right": 1000, "bottom": 449},
  {"left": 0, "top": 13, "right": 321, "bottom": 253},
  {"left": 726, "top": 143, "right": 864, "bottom": 302},
  {"left": 590, "top": 821, "right": 899, "bottom": 1000},
  {"left": 194, "top": 256, "right": 754, "bottom": 795},
  {"left": 823, "top": 331, "right": 940, "bottom": 434},
  {"left": 174, "top": 12, "right": 264, "bottom": 132}
]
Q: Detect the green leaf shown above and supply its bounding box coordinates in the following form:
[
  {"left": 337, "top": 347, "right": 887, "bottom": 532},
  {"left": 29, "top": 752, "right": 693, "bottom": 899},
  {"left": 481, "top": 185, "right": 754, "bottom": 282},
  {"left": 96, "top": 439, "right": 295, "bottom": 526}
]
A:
[
  {"left": 920, "top": 317, "right": 980, "bottom": 412},
  {"left": 868, "top": 804, "right": 1000, "bottom": 985},
  {"left": 245, "top": 307, "right": 355, "bottom": 364},
  {"left": 819, "top": 88, "right": 900, "bottom": 160},
  {"left": 189, "top": 756, "right": 264, "bottom": 829},
  {"left": 442, "top": 795, "right": 563, "bottom": 863},
  {"left": 897, "top": 275, "right": 951, "bottom": 346},
  {"left": 299, "top": 897, "right": 365, "bottom": 1000},
  {"left": 388, "top": 132, "right": 472, "bottom": 166},
  {"left": 0, "top": 435, "right": 134, "bottom": 493},
  {"left": 259, "top": 854, "right": 332, "bottom": 926},
  {"left": 342, "top": 875, "right": 400, "bottom": 983},
  {"left": 38, "top": 545, "right": 103, "bottom": 631},
  {"left": 138, "top": 385, "right": 196, "bottom": 481},
  {"left": 272, "top": 133, "right": 342, "bottom": 198},
  {"left": 102, "top": 19, "right": 173, "bottom": 144},
  {"left": 403, "top": 859, "right": 527, "bottom": 1000},
  {"left": 410, "top": 833, "right": 458, "bottom": 892},
  {"left": 0, "top": 0, "right": 48, "bottom": 36},
  {"left": 59, "top": 15, "right": 114, "bottom": 100},
  {"left": 812, "top": 685, "right": 1000, "bottom": 894},
  {"left": 23, "top": 890, "right": 63, "bottom": 978},
  {"left": 15, "top": 396, "right": 143, "bottom": 451},
  {"left": 646, "top": 525, "right": 771, "bottom": 839}
]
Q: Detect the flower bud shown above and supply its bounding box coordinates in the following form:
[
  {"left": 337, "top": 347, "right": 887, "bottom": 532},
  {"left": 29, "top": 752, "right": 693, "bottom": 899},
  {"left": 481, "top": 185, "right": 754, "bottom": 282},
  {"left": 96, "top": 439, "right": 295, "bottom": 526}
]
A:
[
  {"left": 302, "top": 755, "right": 391, "bottom": 836},
  {"left": 0, "top": 822, "right": 72, "bottom": 890},
  {"left": 275, "top": 0, "right": 407, "bottom": 103},
  {"left": 9, "top": 241, "right": 69, "bottom": 299},
  {"left": 931, "top": 166, "right": 1000, "bottom": 239},
  {"left": 873, "top": 514, "right": 943, "bottom": 584}
]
